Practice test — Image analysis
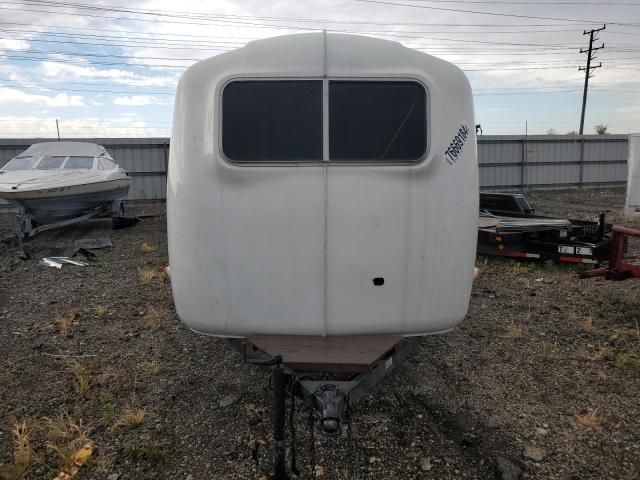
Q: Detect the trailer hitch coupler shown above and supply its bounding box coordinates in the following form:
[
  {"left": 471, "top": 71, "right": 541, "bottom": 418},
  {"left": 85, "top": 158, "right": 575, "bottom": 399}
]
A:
[{"left": 315, "top": 385, "right": 346, "bottom": 437}]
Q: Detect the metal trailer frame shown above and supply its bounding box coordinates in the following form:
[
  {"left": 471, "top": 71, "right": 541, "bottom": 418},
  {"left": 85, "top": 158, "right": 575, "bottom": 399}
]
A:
[
  {"left": 13, "top": 199, "right": 136, "bottom": 253},
  {"left": 477, "top": 211, "right": 611, "bottom": 265},
  {"left": 238, "top": 335, "right": 419, "bottom": 479},
  {"left": 581, "top": 225, "right": 640, "bottom": 280}
]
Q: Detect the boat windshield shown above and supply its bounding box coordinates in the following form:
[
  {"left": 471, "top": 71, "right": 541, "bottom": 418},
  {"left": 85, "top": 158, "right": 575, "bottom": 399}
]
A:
[
  {"left": 37, "top": 156, "right": 67, "bottom": 170},
  {"left": 63, "top": 156, "right": 94, "bottom": 169},
  {"left": 2, "top": 156, "right": 37, "bottom": 171}
]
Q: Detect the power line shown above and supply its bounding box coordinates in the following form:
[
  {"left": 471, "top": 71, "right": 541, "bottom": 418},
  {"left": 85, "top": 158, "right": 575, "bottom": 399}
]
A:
[
  {"left": 351, "top": 0, "right": 640, "bottom": 26},
  {"left": 3, "top": 1, "right": 635, "bottom": 32},
  {"left": 0, "top": 82, "right": 174, "bottom": 96},
  {"left": 402, "top": 0, "right": 640, "bottom": 4}
]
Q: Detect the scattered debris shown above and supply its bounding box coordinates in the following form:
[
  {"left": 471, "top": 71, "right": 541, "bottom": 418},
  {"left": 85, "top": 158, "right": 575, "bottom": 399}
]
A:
[
  {"left": 72, "top": 248, "right": 97, "bottom": 261},
  {"left": 73, "top": 237, "right": 113, "bottom": 251},
  {"left": 420, "top": 456, "right": 433, "bottom": 471},
  {"left": 494, "top": 456, "right": 521, "bottom": 480},
  {"left": 52, "top": 442, "right": 93, "bottom": 480},
  {"left": 523, "top": 445, "right": 547, "bottom": 462},
  {"left": 112, "top": 216, "right": 139, "bottom": 229},
  {"left": 535, "top": 427, "right": 549, "bottom": 437},
  {"left": 219, "top": 394, "right": 241, "bottom": 409},
  {"left": 40, "top": 257, "right": 89, "bottom": 268}
]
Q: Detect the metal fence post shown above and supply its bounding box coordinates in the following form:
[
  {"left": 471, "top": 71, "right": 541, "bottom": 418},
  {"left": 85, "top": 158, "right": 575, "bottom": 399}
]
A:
[
  {"left": 579, "top": 136, "right": 585, "bottom": 188},
  {"left": 520, "top": 137, "right": 526, "bottom": 191}
]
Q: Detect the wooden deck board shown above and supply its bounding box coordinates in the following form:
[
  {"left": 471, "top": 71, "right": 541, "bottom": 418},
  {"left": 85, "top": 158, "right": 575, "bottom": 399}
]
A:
[{"left": 245, "top": 335, "right": 403, "bottom": 372}]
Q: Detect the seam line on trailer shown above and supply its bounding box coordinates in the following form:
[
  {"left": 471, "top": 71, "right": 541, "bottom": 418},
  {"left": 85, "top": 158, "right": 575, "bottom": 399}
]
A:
[
  {"left": 323, "top": 165, "right": 328, "bottom": 337},
  {"left": 322, "top": 29, "right": 329, "bottom": 337}
]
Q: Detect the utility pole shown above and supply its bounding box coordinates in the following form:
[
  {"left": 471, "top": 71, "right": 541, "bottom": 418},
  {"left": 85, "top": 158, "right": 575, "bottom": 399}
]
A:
[
  {"left": 55, "top": 119, "right": 61, "bottom": 141},
  {"left": 578, "top": 25, "right": 605, "bottom": 135}
]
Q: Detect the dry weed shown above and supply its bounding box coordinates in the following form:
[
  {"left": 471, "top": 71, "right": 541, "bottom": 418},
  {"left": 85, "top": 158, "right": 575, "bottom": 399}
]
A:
[
  {"left": 94, "top": 305, "right": 107, "bottom": 317},
  {"left": 113, "top": 408, "right": 147, "bottom": 430},
  {"left": 592, "top": 346, "right": 616, "bottom": 362},
  {"left": 616, "top": 354, "right": 640, "bottom": 371},
  {"left": 138, "top": 267, "right": 158, "bottom": 285},
  {"left": 502, "top": 324, "right": 523, "bottom": 340},
  {"left": 143, "top": 306, "right": 166, "bottom": 328},
  {"left": 539, "top": 341, "right": 557, "bottom": 362},
  {"left": 45, "top": 415, "right": 93, "bottom": 474},
  {"left": 576, "top": 408, "right": 599, "bottom": 428},
  {"left": 610, "top": 328, "right": 639, "bottom": 346},
  {"left": 69, "top": 360, "right": 91, "bottom": 395},
  {"left": 582, "top": 315, "right": 593, "bottom": 332},
  {"left": 140, "top": 242, "right": 156, "bottom": 254},
  {"left": 0, "top": 419, "right": 34, "bottom": 479},
  {"left": 54, "top": 310, "right": 76, "bottom": 336},
  {"left": 143, "top": 360, "right": 161, "bottom": 375}
]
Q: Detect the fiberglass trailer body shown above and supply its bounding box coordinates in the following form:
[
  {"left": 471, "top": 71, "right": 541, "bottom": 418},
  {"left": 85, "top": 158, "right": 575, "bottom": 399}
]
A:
[
  {"left": 168, "top": 33, "right": 478, "bottom": 338},
  {"left": 626, "top": 134, "right": 640, "bottom": 218}
]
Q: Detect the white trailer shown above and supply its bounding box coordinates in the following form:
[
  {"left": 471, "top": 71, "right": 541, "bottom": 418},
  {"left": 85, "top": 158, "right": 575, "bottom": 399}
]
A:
[
  {"left": 167, "top": 32, "right": 478, "bottom": 477},
  {"left": 168, "top": 32, "right": 478, "bottom": 338}
]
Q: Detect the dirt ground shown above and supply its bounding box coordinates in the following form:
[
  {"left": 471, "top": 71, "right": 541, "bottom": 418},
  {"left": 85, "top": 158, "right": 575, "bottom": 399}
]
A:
[{"left": 0, "top": 188, "right": 639, "bottom": 480}]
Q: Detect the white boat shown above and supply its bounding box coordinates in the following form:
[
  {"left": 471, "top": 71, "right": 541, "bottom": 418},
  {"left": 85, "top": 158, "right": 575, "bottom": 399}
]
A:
[{"left": 0, "top": 142, "right": 131, "bottom": 225}]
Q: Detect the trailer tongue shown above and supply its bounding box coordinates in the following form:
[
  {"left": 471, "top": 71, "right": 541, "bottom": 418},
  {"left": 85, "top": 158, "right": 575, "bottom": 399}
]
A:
[
  {"left": 239, "top": 335, "right": 418, "bottom": 476},
  {"left": 581, "top": 225, "right": 640, "bottom": 280}
]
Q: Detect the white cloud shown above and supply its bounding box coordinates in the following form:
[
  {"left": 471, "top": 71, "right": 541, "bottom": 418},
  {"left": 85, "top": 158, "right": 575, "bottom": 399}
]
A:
[
  {"left": 0, "top": 116, "right": 169, "bottom": 138},
  {"left": 113, "top": 95, "right": 156, "bottom": 106},
  {"left": 0, "top": 87, "right": 85, "bottom": 107},
  {"left": 40, "top": 62, "right": 180, "bottom": 87},
  {"left": 0, "top": 39, "right": 30, "bottom": 51}
]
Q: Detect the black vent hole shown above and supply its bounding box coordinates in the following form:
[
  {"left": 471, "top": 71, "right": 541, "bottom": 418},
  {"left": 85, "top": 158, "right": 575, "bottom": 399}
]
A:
[{"left": 373, "top": 277, "right": 385, "bottom": 286}]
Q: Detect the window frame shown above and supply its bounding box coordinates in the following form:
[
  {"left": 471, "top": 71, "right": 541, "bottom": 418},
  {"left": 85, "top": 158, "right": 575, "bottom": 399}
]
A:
[{"left": 218, "top": 76, "right": 430, "bottom": 166}]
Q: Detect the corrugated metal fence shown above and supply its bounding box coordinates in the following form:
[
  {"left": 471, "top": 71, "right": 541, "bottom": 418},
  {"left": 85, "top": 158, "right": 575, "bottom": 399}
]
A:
[
  {"left": 479, "top": 134, "right": 628, "bottom": 190},
  {"left": 0, "top": 135, "right": 629, "bottom": 209}
]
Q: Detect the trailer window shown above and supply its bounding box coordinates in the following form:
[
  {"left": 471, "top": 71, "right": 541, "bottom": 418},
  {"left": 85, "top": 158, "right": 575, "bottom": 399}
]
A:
[
  {"left": 222, "top": 80, "right": 323, "bottom": 162},
  {"left": 329, "top": 81, "right": 427, "bottom": 161}
]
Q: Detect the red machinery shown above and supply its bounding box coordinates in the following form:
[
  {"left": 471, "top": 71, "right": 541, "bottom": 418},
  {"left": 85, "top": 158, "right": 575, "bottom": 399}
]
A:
[{"left": 581, "top": 225, "right": 640, "bottom": 280}]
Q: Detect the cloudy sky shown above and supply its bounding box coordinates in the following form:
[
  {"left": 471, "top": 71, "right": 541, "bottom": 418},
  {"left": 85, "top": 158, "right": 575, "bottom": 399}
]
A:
[{"left": 0, "top": 0, "right": 638, "bottom": 137}]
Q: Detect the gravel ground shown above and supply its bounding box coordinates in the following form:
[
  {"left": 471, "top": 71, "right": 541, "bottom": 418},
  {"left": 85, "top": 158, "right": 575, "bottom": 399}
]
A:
[{"left": 0, "top": 189, "right": 639, "bottom": 480}]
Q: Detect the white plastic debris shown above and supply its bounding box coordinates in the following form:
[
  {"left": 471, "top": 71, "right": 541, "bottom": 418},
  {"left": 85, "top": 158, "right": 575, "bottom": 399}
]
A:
[{"left": 40, "top": 257, "right": 89, "bottom": 268}]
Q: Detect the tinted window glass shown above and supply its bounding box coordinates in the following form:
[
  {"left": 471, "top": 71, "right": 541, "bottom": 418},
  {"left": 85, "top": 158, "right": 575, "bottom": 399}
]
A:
[
  {"left": 2, "top": 157, "right": 36, "bottom": 171},
  {"left": 223, "top": 81, "right": 322, "bottom": 162},
  {"left": 37, "top": 156, "right": 66, "bottom": 169},
  {"left": 329, "top": 81, "right": 427, "bottom": 161},
  {"left": 64, "top": 156, "right": 94, "bottom": 169}
]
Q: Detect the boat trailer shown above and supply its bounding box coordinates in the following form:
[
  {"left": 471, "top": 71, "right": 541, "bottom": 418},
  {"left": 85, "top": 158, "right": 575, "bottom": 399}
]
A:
[
  {"left": 581, "top": 225, "right": 640, "bottom": 280},
  {"left": 239, "top": 335, "right": 419, "bottom": 479},
  {"left": 12, "top": 198, "right": 137, "bottom": 244}
]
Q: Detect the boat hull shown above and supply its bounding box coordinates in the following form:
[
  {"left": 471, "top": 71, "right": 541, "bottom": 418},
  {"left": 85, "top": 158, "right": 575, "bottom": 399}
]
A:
[{"left": 5, "top": 179, "right": 130, "bottom": 224}]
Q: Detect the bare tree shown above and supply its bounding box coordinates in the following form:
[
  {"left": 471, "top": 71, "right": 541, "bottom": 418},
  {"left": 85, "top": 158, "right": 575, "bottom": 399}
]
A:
[
  {"left": 594, "top": 124, "right": 609, "bottom": 135},
  {"left": 547, "top": 128, "right": 558, "bottom": 135}
]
